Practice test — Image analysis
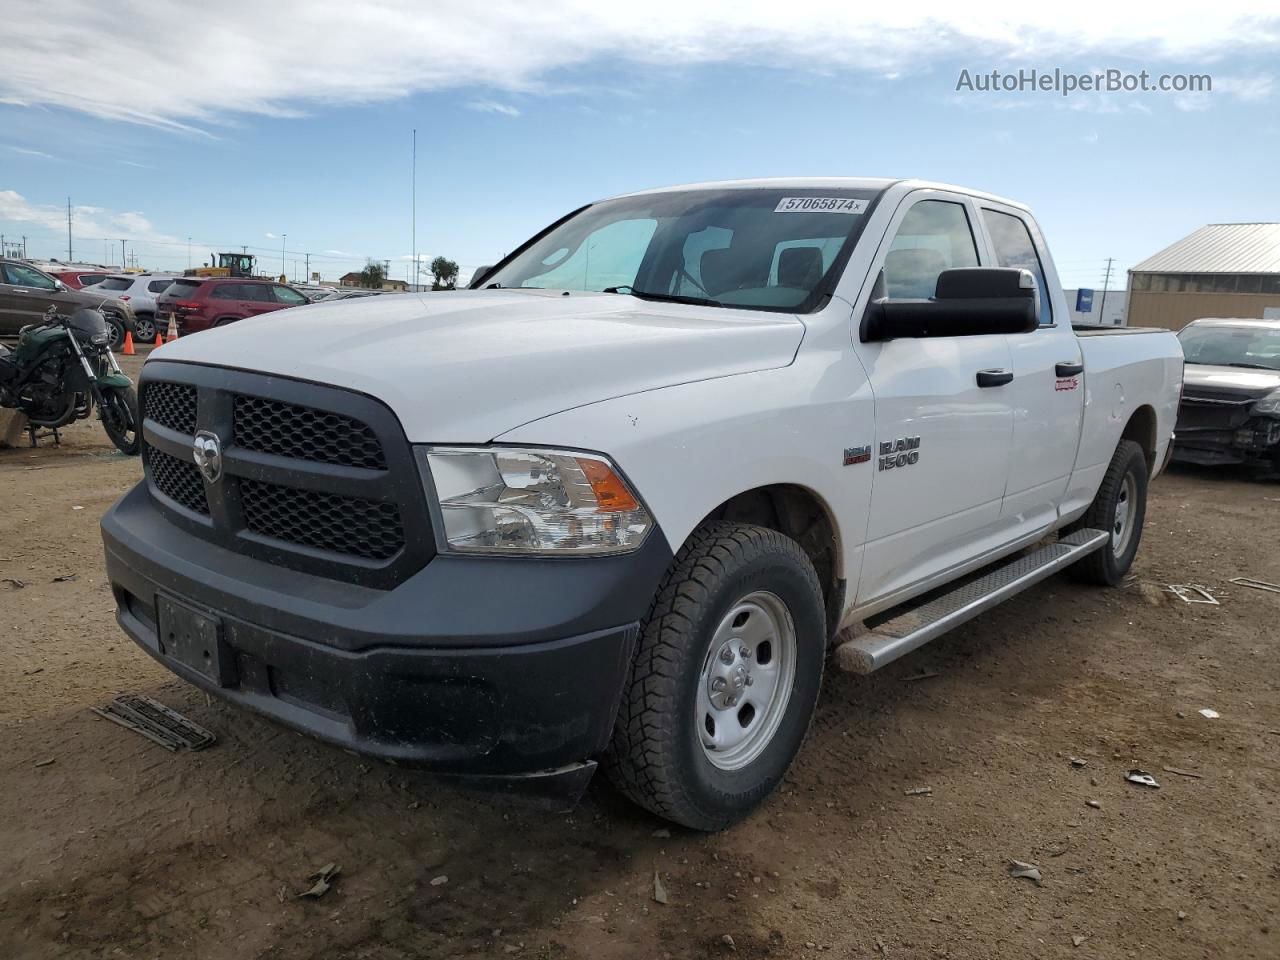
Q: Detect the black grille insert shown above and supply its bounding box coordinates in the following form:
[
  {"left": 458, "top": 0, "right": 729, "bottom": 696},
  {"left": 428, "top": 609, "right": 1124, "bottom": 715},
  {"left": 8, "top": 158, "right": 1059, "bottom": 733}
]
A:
[
  {"left": 240, "top": 479, "right": 404, "bottom": 561},
  {"left": 149, "top": 448, "right": 209, "bottom": 515},
  {"left": 234, "top": 395, "right": 386, "bottom": 470},
  {"left": 145, "top": 381, "right": 197, "bottom": 434}
]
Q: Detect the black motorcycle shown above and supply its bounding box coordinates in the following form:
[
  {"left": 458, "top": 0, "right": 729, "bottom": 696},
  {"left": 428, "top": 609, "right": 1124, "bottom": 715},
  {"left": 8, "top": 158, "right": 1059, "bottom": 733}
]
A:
[{"left": 0, "top": 306, "right": 140, "bottom": 455}]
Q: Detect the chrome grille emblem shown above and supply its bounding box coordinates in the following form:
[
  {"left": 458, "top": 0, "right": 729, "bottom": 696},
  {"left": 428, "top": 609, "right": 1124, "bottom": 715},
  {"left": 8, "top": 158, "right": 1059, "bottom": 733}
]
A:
[{"left": 192, "top": 430, "right": 223, "bottom": 484}]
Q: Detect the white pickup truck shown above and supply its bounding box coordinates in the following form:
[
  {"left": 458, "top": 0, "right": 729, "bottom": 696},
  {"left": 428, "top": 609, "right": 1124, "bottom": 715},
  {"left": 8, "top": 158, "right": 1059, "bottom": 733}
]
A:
[{"left": 101, "top": 178, "right": 1183, "bottom": 830}]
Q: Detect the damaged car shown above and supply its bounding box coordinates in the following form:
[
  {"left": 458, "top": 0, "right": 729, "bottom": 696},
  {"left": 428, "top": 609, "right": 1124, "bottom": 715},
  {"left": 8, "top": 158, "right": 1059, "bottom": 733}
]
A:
[{"left": 1174, "top": 317, "right": 1280, "bottom": 468}]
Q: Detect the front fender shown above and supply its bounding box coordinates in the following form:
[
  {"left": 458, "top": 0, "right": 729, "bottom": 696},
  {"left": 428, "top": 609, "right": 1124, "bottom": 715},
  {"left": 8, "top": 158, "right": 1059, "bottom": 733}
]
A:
[{"left": 97, "top": 372, "right": 133, "bottom": 390}]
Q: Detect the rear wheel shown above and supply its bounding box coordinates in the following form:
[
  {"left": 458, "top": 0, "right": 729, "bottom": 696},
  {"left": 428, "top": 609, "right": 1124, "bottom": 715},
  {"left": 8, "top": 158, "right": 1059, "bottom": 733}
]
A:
[
  {"left": 605, "top": 522, "right": 826, "bottom": 831},
  {"left": 131, "top": 314, "right": 157, "bottom": 343},
  {"left": 99, "top": 386, "right": 140, "bottom": 455},
  {"left": 213, "top": 316, "right": 239, "bottom": 328},
  {"left": 1066, "top": 439, "right": 1148, "bottom": 585}
]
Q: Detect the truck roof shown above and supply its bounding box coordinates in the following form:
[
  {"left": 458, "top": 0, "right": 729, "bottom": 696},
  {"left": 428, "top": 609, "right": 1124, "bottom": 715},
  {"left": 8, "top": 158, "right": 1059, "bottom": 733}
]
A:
[{"left": 610, "top": 177, "right": 1030, "bottom": 211}]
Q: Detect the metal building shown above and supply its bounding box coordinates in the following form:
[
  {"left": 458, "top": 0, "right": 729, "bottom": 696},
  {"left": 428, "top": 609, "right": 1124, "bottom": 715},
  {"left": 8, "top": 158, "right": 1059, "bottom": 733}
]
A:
[{"left": 1127, "top": 222, "right": 1280, "bottom": 330}]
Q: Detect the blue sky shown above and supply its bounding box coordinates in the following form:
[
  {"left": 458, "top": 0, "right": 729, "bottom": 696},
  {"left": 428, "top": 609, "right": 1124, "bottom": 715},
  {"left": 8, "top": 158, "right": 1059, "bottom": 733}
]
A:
[{"left": 2, "top": 1, "right": 1277, "bottom": 291}]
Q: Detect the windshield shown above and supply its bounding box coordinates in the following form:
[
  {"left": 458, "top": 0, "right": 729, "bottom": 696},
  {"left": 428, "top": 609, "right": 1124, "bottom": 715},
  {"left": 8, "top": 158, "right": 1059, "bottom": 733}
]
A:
[
  {"left": 1179, "top": 324, "right": 1280, "bottom": 371},
  {"left": 480, "top": 188, "right": 882, "bottom": 313}
]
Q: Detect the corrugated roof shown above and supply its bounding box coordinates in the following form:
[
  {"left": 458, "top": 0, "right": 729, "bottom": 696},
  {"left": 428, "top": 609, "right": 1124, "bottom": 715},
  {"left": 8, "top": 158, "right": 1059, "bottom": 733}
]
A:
[{"left": 1131, "top": 222, "right": 1280, "bottom": 275}]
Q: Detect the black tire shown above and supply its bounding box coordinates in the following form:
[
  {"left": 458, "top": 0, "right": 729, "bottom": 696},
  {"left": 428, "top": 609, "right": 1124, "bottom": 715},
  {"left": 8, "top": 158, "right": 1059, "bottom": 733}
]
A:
[
  {"left": 99, "top": 386, "right": 140, "bottom": 456},
  {"left": 1065, "top": 439, "right": 1148, "bottom": 585},
  {"left": 605, "top": 522, "right": 826, "bottom": 831},
  {"left": 213, "top": 316, "right": 239, "bottom": 328},
  {"left": 105, "top": 317, "right": 126, "bottom": 351},
  {"left": 132, "top": 314, "right": 157, "bottom": 343}
]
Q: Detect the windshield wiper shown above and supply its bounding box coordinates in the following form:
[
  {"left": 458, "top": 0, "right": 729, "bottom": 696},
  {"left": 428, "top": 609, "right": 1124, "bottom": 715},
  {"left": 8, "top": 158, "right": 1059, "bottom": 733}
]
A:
[{"left": 603, "top": 286, "right": 722, "bottom": 308}]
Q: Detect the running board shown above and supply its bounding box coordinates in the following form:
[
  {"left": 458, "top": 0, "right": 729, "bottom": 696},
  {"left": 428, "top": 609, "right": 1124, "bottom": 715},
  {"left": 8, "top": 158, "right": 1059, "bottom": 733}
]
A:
[{"left": 834, "top": 528, "right": 1110, "bottom": 675}]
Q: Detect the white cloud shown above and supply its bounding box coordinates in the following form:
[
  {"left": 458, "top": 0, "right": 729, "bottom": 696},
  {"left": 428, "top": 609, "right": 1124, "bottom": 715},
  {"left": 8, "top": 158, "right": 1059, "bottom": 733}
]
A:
[
  {"left": 264, "top": 232, "right": 278, "bottom": 239},
  {"left": 467, "top": 99, "right": 521, "bottom": 116},
  {"left": 8, "top": 145, "right": 55, "bottom": 159},
  {"left": 0, "top": 189, "right": 176, "bottom": 243},
  {"left": 0, "top": 1, "right": 1276, "bottom": 129}
]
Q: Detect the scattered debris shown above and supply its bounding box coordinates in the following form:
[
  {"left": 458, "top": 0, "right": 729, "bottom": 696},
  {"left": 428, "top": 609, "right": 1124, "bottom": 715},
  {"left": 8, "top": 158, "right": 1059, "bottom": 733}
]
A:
[
  {"left": 1072, "top": 935, "right": 1088, "bottom": 947},
  {"left": 1069, "top": 757, "right": 1088, "bottom": 768},
  {"left": 904, "top": 786, "right": 932, "bottom": 796},
  {"left": 899, "top": 671, "right": 939, "bottom": 682},
  {"left": 651, "top": 828, "right": 671, "bottom": 839},
  {"left": 1007, "top": 860, "right": 1042, "bottom": 884},
  {"left": 1228, "top": 576, "right": 1280, "bottom": 595},
  {"left": 1086, "top": 800, "right": 1101, "bottom": 809},
  {"left": 429, "top": 875, "right": 449, "bottom": 887},
  {"left": 71, "top": 505, "right": 83, "bottom": 511},
  {"left": 1177, "top": 911, "right": 1187, "bottom": 922},
  {"left": 653, "top": 872, "right": 669, "bottom": 905},
  {"left": 875, "top": 936, "right": 889, "bottom": 955},
  {"left": 1166, "top": 584, "right": 1219, "bottom": 605},
  {"left": 34, "top": 757, "right": 55, "bottom": 768},
  {"left": 1198, "top": 708, "right": 1220, "bottom": 719},
  {"left": 1162, "top": 766, "right": 1203, "bottom": 779},
  {"left": 92, "top": 695, "right": 215, "bottom": 752},
  {"left": 720, "top": 933, "right": 736, "bottom": 951},
  {"left": 299, "top": 862, "right": 340, "bottom": 899},
  {"left": 22, "top": 667, "right": 43, "bottom": 676},
  {"left": 2, "top": 578, "right": 25, "bottom": 589},
  {"left": 52, "top": 574, "right": 77, "bottom": 583},
  {"left": 1126, "top": 769, "right": 1160, "bottom": 789}
]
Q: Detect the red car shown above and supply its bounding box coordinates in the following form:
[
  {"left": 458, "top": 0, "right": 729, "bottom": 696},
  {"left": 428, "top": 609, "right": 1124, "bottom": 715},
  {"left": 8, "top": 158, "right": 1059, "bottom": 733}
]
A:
[
  {"left": 155, "top": 277, "right": 310, "bottom": 335},
  {"left": 49, "top": 269, "right": 113, "bottom": 290}
]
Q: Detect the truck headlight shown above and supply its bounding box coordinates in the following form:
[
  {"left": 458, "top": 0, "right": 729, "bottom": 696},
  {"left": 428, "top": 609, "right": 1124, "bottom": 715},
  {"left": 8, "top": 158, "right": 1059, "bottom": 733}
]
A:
[
  {"left": 420, "top": 447, "right": 653, "bottom": 555},
  {"left": 1253, "top": 391, "right": 1280, "bottom": 417}
]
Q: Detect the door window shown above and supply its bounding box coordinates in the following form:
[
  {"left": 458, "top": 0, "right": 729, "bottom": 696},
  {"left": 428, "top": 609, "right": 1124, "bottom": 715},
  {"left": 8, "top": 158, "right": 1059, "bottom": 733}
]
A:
[
  {"left": 210, "top": 284, "right": 242, "bottom": 300},
  {"left": 883, "top": 200, "right": 979, "bottom": 299},
  {"left": 3, "top": 263, "right": 59, "bottom": 290},
  {"left": 271, "top": 285, "right": 308, "bottom": 305},
  {"left": 981, "top": 209, "right": 1053, "bottom": 325},
  {"left": 148, "top": 279, "right": 172, "bottom": 293}
]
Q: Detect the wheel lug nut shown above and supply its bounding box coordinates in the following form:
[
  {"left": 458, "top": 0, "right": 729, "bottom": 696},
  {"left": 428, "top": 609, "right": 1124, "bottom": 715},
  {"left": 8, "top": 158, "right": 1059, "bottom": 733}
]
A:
[
  {"left": 739, "top": 645, "right": 750, "bottom": 659},
  {"left": 745, "top": 675, "right": 753, "bottom": 686},
  {"left": 725, "top": 695, "right": 738, "bottom": 707},
  {"left": 719, "top": 647, "right": 735, "bottom": 665},
  {"left": 711, "top": 678, "right": 726, "bottom": 692}
]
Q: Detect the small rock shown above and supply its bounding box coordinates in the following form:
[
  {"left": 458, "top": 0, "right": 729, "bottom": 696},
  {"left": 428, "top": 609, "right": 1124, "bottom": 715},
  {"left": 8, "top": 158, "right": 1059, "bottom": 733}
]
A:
[
  {"left": 652, "top": 828, "right": 671, "bottom": 838},
  {"left": 1177, "top": 911, "right": 1187, "bottom": 921},
  {"left": 653, "top": 872, "right": 668, "bottom": 905},
  {"left": 904, "top": 787, "right": 932, "bottom": 796},
  {"left": 1072, "top": 935, "right": 1088, "bottom": 947},
  {"left": 720, "top": 933, "right": 736, "bottom": 951},
  {"left": 34, "top": 758, "right": 55, "bottom": 768},
  {"left": 429, "top": 875, "right": 449, "bottom": 887},
  {"left": 1086, "top": 800, "right": 1101, "bottom": 809},
  {"left": 1008, "top": 860, "right": 1042, "bottom": 884}
]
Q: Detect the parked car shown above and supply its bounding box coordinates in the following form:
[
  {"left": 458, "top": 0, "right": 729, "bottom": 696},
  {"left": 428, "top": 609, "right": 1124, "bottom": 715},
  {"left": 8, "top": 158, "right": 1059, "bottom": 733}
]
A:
[
  {"left": 0, "top": 258, "right": 136, "bottom": 347},
  {"left": 318, "top": 289, "right": 396, "bottom": 301},
  {"left": 81, "top": 274, "right": 179, "bottom": 343},
  {"left": 1173, "top": 317, "right": 1280, "bottom": 468},
  {"left": 153, "top": 277, "right": 311, "bottom": 335},
  {"left": 48, "top": 268, "right": 113, "bottom": 290},
  {"left": 102, "top": 178, "right": 1183, "bottom": 830}
]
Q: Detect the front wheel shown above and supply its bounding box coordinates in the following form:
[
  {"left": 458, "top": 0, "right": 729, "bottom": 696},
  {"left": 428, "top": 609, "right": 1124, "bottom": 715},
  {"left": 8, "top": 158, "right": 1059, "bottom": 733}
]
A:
[
  {"left": 131, "top": 314, "right": 157, "bottom": 344},
  {"left": 99, "top": 386, "right": 140, "bottom": 455},
  {"left": 1066, "top": 439, "right": 1148, "bottom": 585},
  {"left": 605, "top": 523, "right": 826, "bottom": 831}
]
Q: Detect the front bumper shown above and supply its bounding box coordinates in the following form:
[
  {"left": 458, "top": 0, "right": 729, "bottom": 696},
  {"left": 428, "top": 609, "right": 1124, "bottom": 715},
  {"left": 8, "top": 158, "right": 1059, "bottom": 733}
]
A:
[
  {"left": 1172, "top": 411, "right": 1280, "bottom": 466},
  {"left": 102, "top": 482, "right": 672, "bottom": 777}
]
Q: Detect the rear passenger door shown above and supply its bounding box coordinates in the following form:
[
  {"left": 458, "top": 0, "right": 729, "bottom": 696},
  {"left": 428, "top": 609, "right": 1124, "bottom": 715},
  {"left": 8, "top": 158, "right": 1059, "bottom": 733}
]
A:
[
  {"left": 269, "top": 285, "right": 309, "bottom": 310},
  {"left": 238, "top": 284, "right": 277, "bottom": 318},
  {"left": 853, "top": 192, "right": 1017, "bottom": 605},
  {"left": 979, "top": 205, "right": 1085, "bottom": 533}
]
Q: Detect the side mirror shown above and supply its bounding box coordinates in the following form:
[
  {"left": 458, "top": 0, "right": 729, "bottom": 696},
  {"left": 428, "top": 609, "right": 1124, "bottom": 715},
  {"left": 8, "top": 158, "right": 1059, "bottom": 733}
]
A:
[
  {"left": 469, "top": 265, "right": 495, "bottom": 288},
  {"left": 862, "top": 267, "right": 1040, "bottom": 341}
]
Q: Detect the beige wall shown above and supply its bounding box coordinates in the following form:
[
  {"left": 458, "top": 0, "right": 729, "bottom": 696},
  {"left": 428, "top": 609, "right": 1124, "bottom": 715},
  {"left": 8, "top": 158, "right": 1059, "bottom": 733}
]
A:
[{"left": 1128, "top": 291, "right": 1280, "bottom": 330}]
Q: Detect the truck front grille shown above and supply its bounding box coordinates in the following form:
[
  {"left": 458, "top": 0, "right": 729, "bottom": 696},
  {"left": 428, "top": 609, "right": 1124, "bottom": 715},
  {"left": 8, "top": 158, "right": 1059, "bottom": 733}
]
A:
[{"left": 138, "top": 364, "right": 433, "bottom": 587}]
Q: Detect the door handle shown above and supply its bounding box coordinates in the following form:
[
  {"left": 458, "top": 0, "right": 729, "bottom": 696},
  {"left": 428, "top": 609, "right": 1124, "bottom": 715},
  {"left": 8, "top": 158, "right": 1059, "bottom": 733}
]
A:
[
  {"left": 1055, "top": 361, "right": 1084, "bottom": 377},
  {"left": 976, "top": 368, "right": 1013, "bottom": 388}
]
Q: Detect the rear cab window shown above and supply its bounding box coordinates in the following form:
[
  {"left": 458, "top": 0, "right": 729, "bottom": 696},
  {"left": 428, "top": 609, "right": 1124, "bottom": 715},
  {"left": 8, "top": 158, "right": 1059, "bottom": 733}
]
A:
[{"left": 981, "top": 209, "right": 1054, "bottom": 326}]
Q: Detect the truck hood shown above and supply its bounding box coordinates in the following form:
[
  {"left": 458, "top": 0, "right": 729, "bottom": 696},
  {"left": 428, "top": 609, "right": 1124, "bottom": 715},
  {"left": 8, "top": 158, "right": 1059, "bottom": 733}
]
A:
[
  {"left": 151, "top": 290, "right": 806, "bottom": 441},
  {"left": 1182, "top": 363, "right": 1280, "bottom": 400}
]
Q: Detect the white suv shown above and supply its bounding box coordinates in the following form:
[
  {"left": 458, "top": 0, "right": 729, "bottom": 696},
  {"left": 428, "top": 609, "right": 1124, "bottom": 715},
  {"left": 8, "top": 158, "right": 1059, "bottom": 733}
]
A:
[{"left": 82, "top": 274, "right": 179, "bottom": 342}]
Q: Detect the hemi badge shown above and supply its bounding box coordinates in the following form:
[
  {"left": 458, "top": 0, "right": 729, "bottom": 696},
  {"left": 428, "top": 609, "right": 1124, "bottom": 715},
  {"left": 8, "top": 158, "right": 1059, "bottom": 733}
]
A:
[{"left": 843, "top": 445, "right": 872, "bottom": 466}]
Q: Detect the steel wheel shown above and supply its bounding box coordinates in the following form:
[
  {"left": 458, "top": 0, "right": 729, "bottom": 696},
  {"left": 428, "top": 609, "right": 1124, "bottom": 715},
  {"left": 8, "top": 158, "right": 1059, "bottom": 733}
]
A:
[
  {"left": 1111, "top": 472, "right": 1136, "bottom": 557},
  {"left": 696, "top": 590, "right": 797, "bottom": 771}
]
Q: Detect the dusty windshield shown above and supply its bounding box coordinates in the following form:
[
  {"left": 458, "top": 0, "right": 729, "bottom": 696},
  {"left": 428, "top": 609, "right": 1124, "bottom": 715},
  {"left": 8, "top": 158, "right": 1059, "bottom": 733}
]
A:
[
  {"left": 480, "top": 188, "right": 881, "bottom": 313},
  {"left": 1179, "top": 324, "right": 1280, "bottom": 371}
]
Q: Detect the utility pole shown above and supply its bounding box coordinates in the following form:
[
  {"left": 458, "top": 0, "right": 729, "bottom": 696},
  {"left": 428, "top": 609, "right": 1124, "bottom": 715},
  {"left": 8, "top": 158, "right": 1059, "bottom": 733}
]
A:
[
  {"left": 66, "top": 197, "right": 73, "bottom": 261},
  {"left": 412, "top": 128, "right": 417, "bottom": 291},
  {"left": 1098, "top": 257, "right": 1115, "bottom": 324},
  {"left": 22, "top": 235, "right": 27, "bottom": 259},
  {"left": 383, "top": 259, "right": 391, "bottom": 288},
  {"left": 187, "top": 236, "right": 192, "bottom": 269},
  {"left": 282, "top": 234, "right": 287, "bottom": 279},
  {"left": 304, "top": 253, "right": 310, "bottom": 281},
  {"left": 120, "top": 239, "right": 127, "bottom": 270}
]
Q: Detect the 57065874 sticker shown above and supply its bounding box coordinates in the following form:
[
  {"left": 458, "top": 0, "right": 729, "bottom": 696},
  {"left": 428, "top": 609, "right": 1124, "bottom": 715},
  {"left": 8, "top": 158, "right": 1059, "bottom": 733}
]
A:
[{"left": 774, "top": 197, "right": 868, "bottom": 214}]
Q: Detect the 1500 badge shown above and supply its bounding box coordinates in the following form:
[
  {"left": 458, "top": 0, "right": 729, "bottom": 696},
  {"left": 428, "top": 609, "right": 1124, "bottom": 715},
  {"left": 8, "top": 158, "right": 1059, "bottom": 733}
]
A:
[{"left": 879, "top": 436, "right": 921, "bottom": 471}]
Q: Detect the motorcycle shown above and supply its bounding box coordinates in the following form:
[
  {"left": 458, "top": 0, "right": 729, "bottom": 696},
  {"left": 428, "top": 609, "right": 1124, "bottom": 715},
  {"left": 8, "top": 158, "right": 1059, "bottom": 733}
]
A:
[{"left": 0, "top": 306, "right": 140, "bottom": 455}]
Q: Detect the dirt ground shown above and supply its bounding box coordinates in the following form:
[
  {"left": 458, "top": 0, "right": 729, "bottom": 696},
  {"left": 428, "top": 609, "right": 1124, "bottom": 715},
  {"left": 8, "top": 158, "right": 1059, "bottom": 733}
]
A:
[{"left": 2, "top": 348, "right": 1277, "bottom": 959}]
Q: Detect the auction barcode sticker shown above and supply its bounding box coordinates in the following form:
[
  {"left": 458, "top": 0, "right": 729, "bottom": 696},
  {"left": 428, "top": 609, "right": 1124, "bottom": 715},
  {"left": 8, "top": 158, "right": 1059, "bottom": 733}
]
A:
[{"left": 774, "top": 197, "right": 867, "bottom": 214}]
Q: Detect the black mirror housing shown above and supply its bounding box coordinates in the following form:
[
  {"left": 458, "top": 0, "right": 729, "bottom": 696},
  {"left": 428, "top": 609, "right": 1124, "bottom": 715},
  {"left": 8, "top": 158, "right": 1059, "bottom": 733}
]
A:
[{"left": 862, "top": 267, "right": 1039, "bottom": 341}]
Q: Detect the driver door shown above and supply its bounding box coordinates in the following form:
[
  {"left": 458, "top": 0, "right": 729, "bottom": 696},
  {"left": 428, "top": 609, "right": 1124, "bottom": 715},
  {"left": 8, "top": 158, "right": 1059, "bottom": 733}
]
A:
[{"left": 0, "top": 262, "right": 78, "bottom": 335}]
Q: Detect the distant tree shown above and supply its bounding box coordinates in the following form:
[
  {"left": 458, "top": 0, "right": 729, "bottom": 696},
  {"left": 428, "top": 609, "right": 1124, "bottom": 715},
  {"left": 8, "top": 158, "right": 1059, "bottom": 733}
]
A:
[
  {"left": 358, "top": 259, "right": 385, "bottom": 289},
  {"left": 430, "top": 256, "right": 459, "bottom": 291}
]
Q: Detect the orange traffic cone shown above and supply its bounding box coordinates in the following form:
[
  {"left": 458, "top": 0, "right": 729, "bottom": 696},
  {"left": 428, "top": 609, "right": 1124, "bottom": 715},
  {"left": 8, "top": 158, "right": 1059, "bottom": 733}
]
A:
[
  {"left": 154, "top": 332, "right": 164, "bottom": 348},
  {"left": 122, "top": 330, "right": 135, "bottom": 356},
  {"left": 166, "top": 316, "right": 179, "bottom": 342}
]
